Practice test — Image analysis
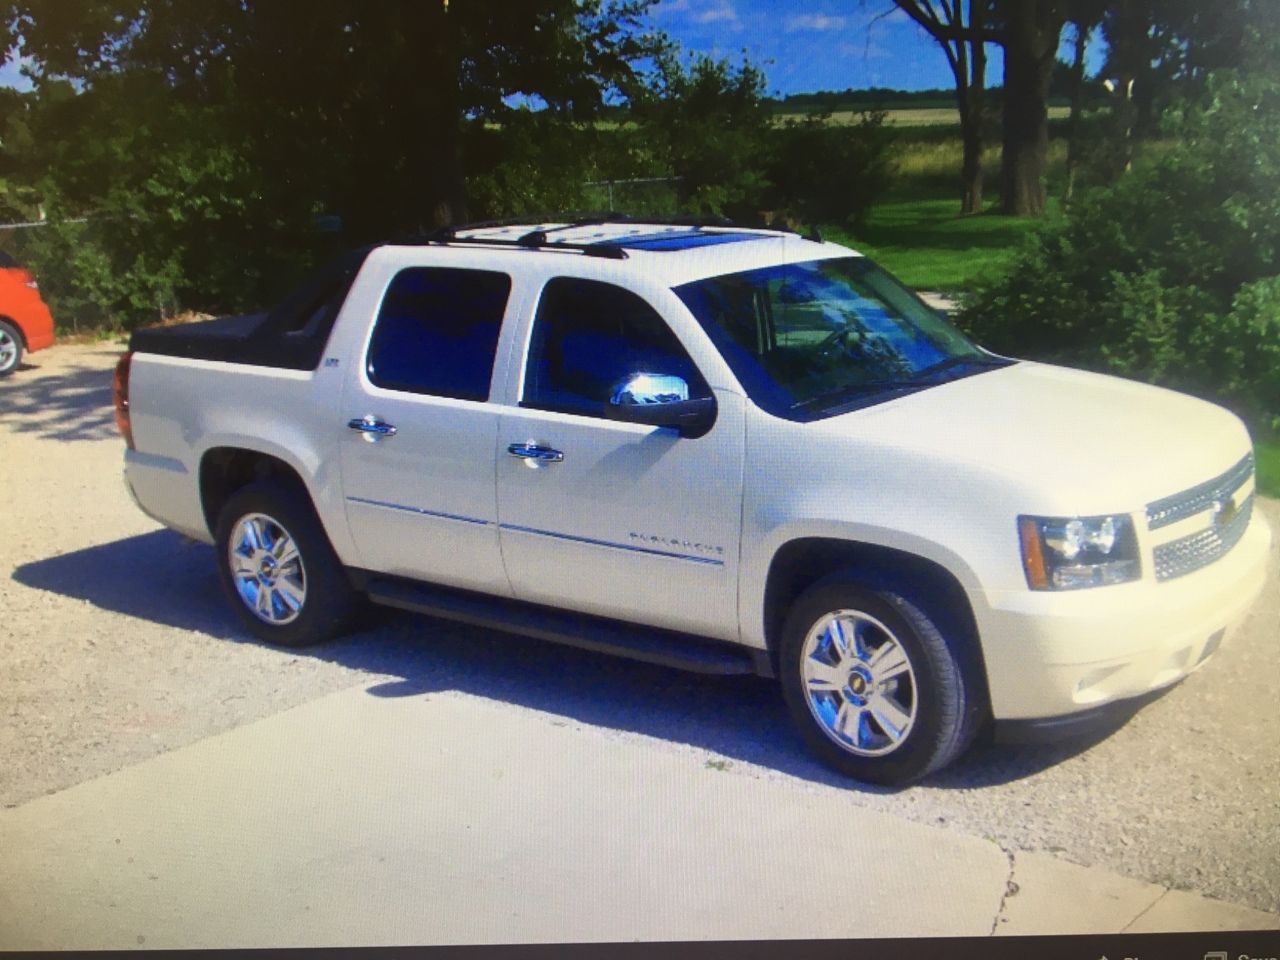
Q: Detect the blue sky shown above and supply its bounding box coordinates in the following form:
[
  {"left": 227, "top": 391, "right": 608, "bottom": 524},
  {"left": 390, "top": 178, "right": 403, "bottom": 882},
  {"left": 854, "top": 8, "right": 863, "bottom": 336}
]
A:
[
  {"left": 0, "top": 55, "right": 30, "bottom": 91},
  {"left": 651, "top": 0, "right": 1102, "bottom": 96},
  {"left": 0, "top": 2, "right": 1101, "bottom": 97}
]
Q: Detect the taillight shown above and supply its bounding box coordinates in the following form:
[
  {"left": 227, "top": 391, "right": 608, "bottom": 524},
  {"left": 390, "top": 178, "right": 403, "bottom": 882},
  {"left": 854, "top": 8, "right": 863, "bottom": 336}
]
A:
[{"left": 113, "top": 351, "right": 134, "bottom": 449}]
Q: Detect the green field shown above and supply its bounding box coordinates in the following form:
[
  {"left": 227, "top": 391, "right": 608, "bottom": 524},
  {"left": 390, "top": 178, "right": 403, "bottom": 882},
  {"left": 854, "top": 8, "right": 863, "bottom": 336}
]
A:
[
  {"left": 824, "top": 196, "right": 1052, "bottom": 291},
  {"left": 773, "top": 105, "right": 1071, "bottom": 128},
  {"left": 815, "top": 131, "right": 1067, "bottom": 291}
]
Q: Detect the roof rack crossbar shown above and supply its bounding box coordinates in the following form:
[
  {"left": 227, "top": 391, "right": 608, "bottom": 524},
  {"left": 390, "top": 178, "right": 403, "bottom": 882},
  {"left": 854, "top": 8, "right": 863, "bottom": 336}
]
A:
[
  {"left": 423, "top": 213, "right": 627, "bottom": 238},
  {"left": 418, "top": 233, "right": 629, "bottom": 260},
  {"left": 515, "top": 217, "right": 636, "bottom": 246},
  {"left": 404, "top": 212, "right": 823, "bottom": 257},
  {"left": 428, "top": 212, "right": 803, "bottom": 237}
]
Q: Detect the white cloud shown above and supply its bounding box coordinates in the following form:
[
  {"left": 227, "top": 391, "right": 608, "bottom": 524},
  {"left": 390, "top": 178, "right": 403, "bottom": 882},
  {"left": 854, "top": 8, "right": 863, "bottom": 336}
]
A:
[
  {"left": 693, "top": 0, "right": 739, "bottom": 26},
  {"left": 785, "top": 14, "right": 848, "bottom": 32}
]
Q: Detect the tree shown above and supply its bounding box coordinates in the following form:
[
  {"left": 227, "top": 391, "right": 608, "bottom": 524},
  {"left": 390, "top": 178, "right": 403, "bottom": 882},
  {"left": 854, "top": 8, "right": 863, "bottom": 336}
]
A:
[
  {"left": 890, "top": 1, "right": 993, "bottom": 215},
  {"left": 626, "top": 51, "right": 773, "bottom": 216},
  {"left": 960, "top": 20, "right": 1280, "bottom": 430},
  {"left": 1, "top": 0, "right": 660, "bottom": 232},
  {"left": 0, "top": 1, "right": 665, "bottom": 325},
  {"left": 1098, "top": 0, "right": 1254, "bottom": 175},
  {"left": 1061, "top": 0, "right": 1107, "bottom": 201},
  {"left": 766, "top": 110, "right": 895, "bottom": 229},
  {"left": 891, "top": 0, "right": 1068, "bottom": 216},
  {"left": 996, "top": 0, "right": 1067, "bottom": 216}
]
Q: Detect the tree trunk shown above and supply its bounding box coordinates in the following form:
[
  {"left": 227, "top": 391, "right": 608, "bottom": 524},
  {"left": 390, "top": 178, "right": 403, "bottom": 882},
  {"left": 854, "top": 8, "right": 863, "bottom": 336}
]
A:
[
  {"left": 1063, "top": 23, "right": 1088, "bottom": 202},
  {"left": 415, "top": 2, "right": 468, "bottom": 229},
  {"left": 959, "top": 4, "right": 987, "bottom": 215},
  {"left": 891, "top": 1, "right": 989, "bottom": 216},
  {"left": 959, "top": 106, "right": 984, "bottom": 214},
  {"left": 1113, "top": 74, "right": 1135, "bottom": 175},
  {"left": 998, "top": 0, "right": 1065, "bottom": 216},
  {"left": 952, "top": 59, "right": 984, "bottom": 215}
]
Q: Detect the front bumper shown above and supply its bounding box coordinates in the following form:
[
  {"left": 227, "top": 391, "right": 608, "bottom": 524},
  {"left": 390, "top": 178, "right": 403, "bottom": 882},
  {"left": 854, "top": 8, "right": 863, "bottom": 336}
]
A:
[
  {"left": 977, "top": 510, "right": 1271, "bottom": 722},
  {"left": 992, "top": 682, "right": 1184, "bottom": 743}
]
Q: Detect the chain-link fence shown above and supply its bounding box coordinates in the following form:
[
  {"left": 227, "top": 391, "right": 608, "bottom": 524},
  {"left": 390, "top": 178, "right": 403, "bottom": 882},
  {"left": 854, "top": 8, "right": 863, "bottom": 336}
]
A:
[{"left": 581, "top": 177, "right": 682, "bottom": 217}]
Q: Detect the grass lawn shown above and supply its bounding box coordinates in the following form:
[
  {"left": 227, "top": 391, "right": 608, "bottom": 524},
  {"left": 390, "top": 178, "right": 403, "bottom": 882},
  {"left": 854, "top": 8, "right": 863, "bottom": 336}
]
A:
[
  {"left": 824, "top": 195, "right": 1054, "bottom": 292},
  {"left": 1256, "top": 438, "right": 1280, "bottom": 498}
]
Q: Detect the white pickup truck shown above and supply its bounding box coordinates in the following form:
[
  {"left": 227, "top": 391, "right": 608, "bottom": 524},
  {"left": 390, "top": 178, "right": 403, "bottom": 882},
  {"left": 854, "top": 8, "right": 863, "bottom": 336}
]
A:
[{"left": 114, "top": 219, "right": 1271, "bottom": 784}]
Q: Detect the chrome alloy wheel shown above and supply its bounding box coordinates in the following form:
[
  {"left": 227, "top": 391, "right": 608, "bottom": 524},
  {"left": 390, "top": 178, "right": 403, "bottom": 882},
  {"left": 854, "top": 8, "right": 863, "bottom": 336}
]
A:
[
  {"left": 227, "top": 512, "right": 307, "bottom": 625},
  {"left": 800, "top": 609, "right": 919, "bottom": 757},
  {"left": 0, "top": 328, "right": 17, "bottom": 372}
]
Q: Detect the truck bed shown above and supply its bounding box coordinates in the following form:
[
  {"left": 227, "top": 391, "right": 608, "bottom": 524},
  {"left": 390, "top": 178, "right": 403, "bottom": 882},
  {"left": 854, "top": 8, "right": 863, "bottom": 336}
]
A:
[
  {"left": 128, "top": 313, "right": 290, "bottom": 365},
  {"left": 127, "top": 247, "right": 372, "bottom": 371}
]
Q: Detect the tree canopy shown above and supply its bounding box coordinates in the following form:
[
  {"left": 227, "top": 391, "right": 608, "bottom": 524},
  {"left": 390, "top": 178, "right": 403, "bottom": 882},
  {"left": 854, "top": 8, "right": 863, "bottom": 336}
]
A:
[
  {"left": 0, "top": 0, "right": 667, "bottom": 320},
  {"left": 2, "top": 0, "right": 661, "bottom": 233}
]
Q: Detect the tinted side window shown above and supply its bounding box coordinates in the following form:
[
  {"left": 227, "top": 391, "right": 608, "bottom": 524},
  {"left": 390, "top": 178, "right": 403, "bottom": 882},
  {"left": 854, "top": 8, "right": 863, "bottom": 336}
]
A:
[
  {"left": 367, "top": 268, "right": 511, "bottom": 401},
  {"left": 523, "top": 278, "right": 708, "bottom": 417}
]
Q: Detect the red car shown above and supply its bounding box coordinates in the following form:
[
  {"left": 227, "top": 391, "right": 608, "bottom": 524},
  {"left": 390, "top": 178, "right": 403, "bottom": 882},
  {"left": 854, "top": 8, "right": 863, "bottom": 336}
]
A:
[{"left": 0, "top": 250, "right": 55, "bottom": 377}]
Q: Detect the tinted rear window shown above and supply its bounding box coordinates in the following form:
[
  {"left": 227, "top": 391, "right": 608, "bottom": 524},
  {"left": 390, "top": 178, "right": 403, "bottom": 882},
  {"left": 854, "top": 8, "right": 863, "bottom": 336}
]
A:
[{"left": 366, "top": 267, "right": 511, "bottom": 401}]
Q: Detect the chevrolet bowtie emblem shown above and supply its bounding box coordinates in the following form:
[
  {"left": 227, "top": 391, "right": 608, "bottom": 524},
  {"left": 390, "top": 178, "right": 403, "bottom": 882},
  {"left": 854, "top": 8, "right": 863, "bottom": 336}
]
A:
[{"left": 1211, "top": 496, "right": 1237, "bottom": 529}]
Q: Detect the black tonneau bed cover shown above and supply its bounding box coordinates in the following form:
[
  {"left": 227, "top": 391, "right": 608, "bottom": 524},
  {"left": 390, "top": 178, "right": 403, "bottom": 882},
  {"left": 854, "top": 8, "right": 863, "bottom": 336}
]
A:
[{"left": 128, "top": 247, "right": 371, "bottom": 371}]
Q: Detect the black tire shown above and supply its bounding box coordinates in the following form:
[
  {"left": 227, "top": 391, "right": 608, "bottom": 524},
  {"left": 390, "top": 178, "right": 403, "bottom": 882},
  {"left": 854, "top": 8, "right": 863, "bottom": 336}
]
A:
[
  {"left": 778, "top": 575, "right": 984, "bottom": 786},
  {"left": 0, "top": 319, "right": 23, "bottom": 377},
  {"left": 213, "top": 480, "right": 359, "bottom": 647}
]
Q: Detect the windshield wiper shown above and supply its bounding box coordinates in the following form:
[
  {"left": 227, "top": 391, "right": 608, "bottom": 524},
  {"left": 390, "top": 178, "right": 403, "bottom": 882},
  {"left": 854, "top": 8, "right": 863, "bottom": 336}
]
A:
[
  {"left": 790, "top": 355, "right": 1008, "bottom": 413},
  {"left": 915, "top": 354, "right": 1006, "bottom": 379},
  {"left": 791, "top": 379, "right": 924, "bottom": 411}
]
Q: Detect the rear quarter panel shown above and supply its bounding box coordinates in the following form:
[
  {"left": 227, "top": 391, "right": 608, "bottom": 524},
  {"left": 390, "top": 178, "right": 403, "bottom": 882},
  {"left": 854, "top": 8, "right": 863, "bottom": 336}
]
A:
[{"left": 125, "top": 353, "right": 356, "bottom": 560}]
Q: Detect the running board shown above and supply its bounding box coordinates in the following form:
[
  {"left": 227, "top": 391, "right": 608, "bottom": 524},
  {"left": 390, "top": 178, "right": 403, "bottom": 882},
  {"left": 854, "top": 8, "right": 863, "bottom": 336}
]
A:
[{"left": 363, "top": 576, "right": 765, "bottom": 676}]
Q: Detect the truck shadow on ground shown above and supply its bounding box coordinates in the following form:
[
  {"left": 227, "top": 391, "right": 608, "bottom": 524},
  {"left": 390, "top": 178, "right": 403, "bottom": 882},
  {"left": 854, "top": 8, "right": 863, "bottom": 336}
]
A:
[
  {"left": 0, "top": 362, "right": 118, "bottom": 442},
  {"left": 13, "top": 528, "right": 1119, "bottom": 793}
]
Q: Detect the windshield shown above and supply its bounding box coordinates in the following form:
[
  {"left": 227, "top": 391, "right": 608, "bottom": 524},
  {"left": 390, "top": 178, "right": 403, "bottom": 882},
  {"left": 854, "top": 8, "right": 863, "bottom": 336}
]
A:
[{"left": 674, "top": 256, "right": 1006, "bottom": 420}]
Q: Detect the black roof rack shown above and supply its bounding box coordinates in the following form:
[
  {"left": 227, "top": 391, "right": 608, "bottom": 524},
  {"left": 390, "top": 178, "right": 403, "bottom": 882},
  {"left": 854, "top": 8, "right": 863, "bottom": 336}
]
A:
[
  {"left": 398, "top": 213, "right": 819, "bottom": 259},
  {"left": 431, "top": 212, "right": 746, "bottom": 232},
  {"left": 421, "top": 225, "right": 629, "bottom": 260}
]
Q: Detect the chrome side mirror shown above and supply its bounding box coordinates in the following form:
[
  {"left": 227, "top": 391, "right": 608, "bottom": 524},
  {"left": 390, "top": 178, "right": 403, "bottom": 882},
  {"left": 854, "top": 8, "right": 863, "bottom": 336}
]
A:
[
  {"left": 609, "top": 373, "right": 690, "bottom": 407},
  {"left": 607, "top": 372, "right": 716, "bottom": 438}
]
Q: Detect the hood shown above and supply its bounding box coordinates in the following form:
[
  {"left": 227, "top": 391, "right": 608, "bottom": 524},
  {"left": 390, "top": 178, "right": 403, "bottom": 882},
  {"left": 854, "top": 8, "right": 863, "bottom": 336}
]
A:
[{"left": 819, "top": 361, "right": 1253, "bottom": 516}]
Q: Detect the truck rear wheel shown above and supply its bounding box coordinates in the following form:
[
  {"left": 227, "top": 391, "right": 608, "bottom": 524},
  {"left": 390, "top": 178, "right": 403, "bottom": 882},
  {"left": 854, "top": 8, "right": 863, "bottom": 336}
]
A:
[
  {"left": 779, "top": 577, "right": 982, "bottom": 786},
  {"left": 214, "top": 481, "right": 358, "bottom": 647}
]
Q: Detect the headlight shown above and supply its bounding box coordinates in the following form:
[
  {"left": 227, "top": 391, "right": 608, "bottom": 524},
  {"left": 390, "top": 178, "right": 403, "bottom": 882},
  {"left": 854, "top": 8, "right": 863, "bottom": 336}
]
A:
[{"left": 1018, "top": 514, "right": 1140, "bottom": 590}]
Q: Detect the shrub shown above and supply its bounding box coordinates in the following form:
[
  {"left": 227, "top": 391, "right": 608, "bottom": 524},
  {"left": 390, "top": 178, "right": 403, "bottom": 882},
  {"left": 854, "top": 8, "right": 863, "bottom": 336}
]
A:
[
  {"left": 765, "top": 112, "right": 895, "bottom": 229},
  {"left": 20, "top": 213, "right": 182, "bottom": 333},
  {"left": 466, "top": 113, "right": 604, "bottom": 220},
  {"left": 627, "top": 51, "right": 773, "bottom": 217},
  {"left": 959, "top": 31, "right": 1280, "bottom": 431}
]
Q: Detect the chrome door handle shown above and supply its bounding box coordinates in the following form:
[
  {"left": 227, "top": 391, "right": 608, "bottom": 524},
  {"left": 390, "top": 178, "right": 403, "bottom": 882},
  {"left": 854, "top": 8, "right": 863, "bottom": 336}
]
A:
[
  {"left": 507, "top": 442, "right": 564, "bottom": 463},
  {"left": 348, "top": 415, "right": 397, "bottom": 441}
]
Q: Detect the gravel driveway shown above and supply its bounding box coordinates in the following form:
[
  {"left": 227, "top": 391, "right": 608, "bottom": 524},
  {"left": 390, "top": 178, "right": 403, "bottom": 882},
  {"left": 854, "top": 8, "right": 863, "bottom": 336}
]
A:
[{"left": 3, "top": 342, "right": 1278, "bottom": 913}]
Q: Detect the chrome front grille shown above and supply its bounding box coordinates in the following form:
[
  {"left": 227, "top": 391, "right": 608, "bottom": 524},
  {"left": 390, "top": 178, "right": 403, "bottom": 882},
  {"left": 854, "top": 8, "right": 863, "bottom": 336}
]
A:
[
  {"left": 1153, "top": 495, "right": 1254, "bottom": 580},
  {"left": 1146, "top": 452, "right": 1254, "bottom": 531},
  {"left": 1147, "top": 452, "right": 1256, "bottom": 581}
]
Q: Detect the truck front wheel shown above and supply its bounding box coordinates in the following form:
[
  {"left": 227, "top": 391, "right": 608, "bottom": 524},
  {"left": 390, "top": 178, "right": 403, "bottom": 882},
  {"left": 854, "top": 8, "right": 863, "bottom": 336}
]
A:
[
  {"left": 779, "top": 577, "right": 982, "bottom": 786},
  {"left": 214, "top": 481, "right": 358, "bottom": 647}
]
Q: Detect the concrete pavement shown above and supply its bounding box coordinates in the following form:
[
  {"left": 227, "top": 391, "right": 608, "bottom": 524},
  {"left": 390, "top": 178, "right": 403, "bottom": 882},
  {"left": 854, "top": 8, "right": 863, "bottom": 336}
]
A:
[{"left": 2, "top": 682, "right": 1275, "bottom": 949}]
